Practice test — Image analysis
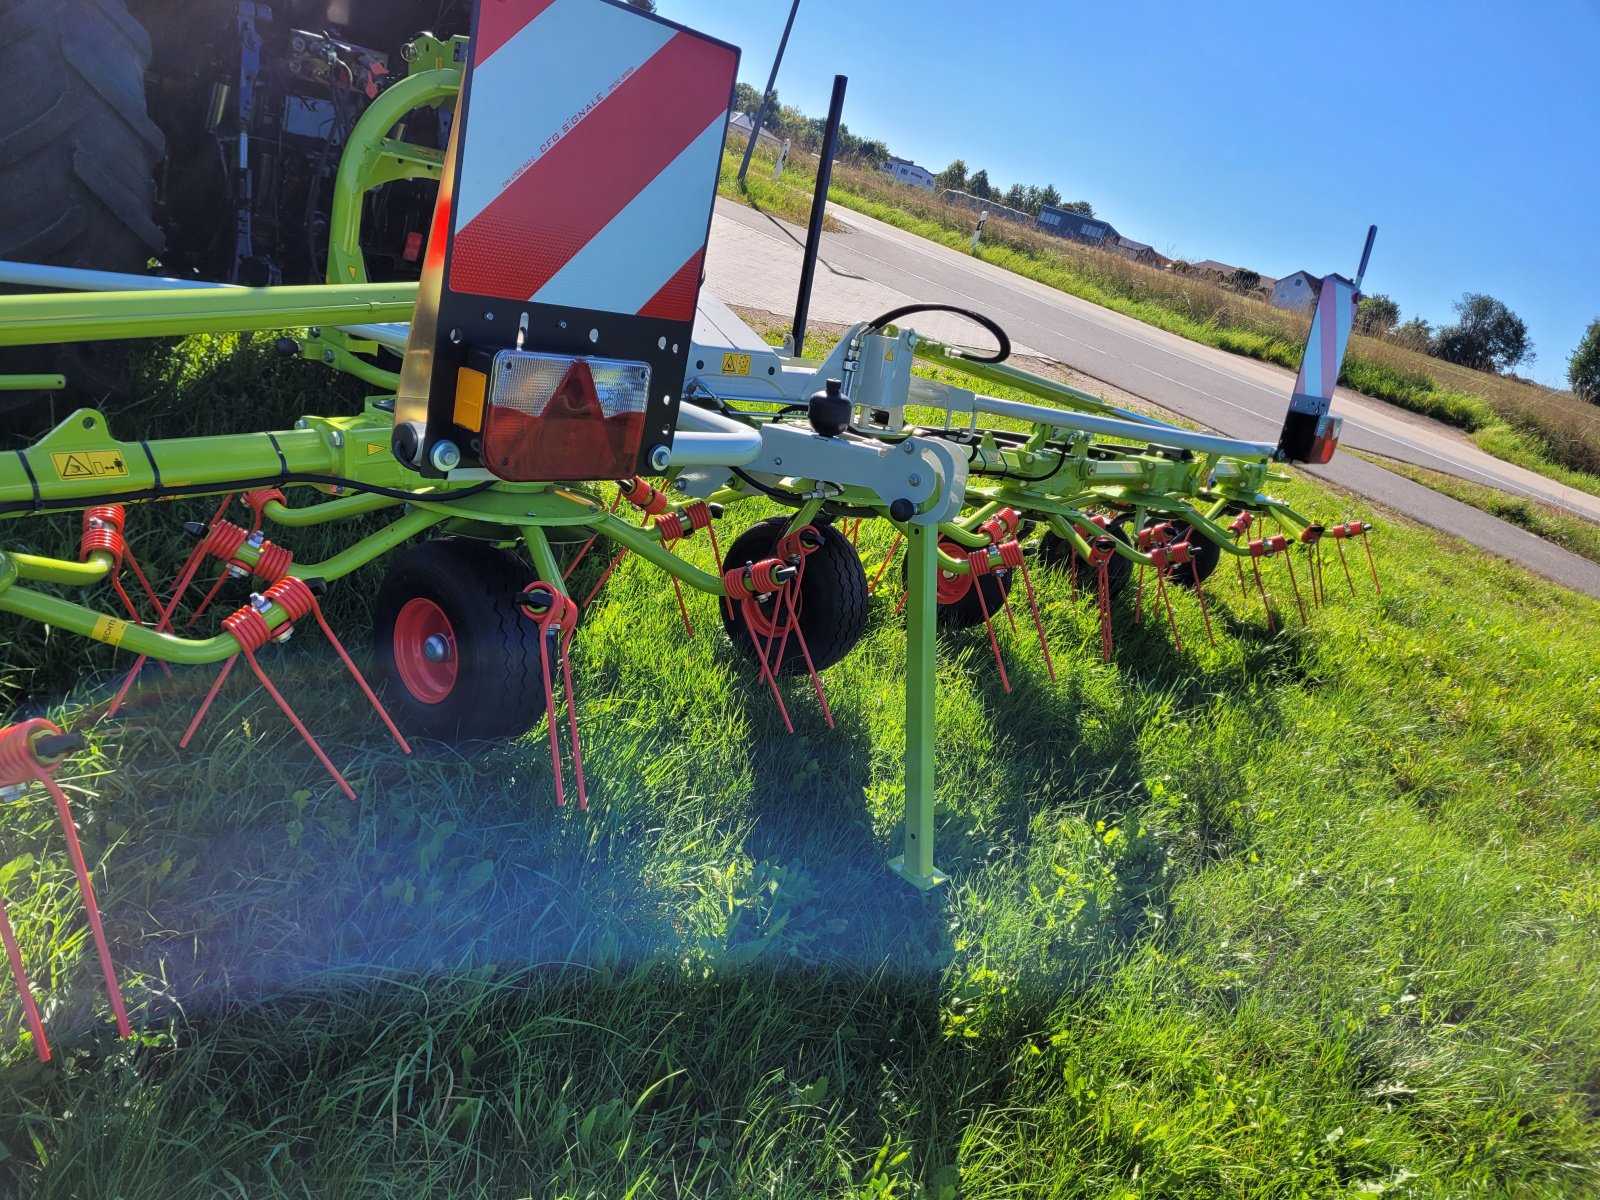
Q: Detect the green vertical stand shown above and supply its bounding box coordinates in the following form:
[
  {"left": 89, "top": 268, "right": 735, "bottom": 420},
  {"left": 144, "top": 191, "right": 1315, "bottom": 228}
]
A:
[{"left": 889, "top": 522, "right": 949, "bottom": 889}]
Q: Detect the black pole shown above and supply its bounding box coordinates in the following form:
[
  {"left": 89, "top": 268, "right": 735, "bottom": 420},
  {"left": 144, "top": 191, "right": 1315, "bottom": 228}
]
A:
[
  {"left": 737, "top": 0, "right": 800, "bottom": 187},
  {"left": 791, "top": 73, "right": 846, "bottom": 356}
]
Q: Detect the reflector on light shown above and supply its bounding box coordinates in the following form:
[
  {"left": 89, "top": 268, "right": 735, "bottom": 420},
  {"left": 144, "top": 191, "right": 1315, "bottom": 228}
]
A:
[{"left": 480, "top": 350, "right": 651, "bottom": 482}]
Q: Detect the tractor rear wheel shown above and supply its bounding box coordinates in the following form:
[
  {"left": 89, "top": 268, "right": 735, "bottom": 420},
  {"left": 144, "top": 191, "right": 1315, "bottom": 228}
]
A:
[
  {"left": 0, "top": 0, "right": 166, "bottom": 417},
  {"left": 1160, "top": 520, "right": 1223, "bottom": 588},
  {"left": 373, "top": 539, "right": 548, "bottom": 741},
  {"left": 721, "top": 517, "right": 869, "bottom": 675}
]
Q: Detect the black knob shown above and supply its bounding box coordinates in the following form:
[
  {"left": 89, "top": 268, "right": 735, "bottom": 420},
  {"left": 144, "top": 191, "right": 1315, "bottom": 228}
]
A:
[
  {"left": 392, "top": 421, "right": 427, "bottom": 470},
  {"left": 183, "top": 521, "right": 208, "bottom": 538},
  {"left": 889, "top": 498, "right": 915, "bottom": 522},
  {"left": 32, "top": 731, "right": 87, "bottom": 761},
  {"left": 273, "top": 337, "right": 300, "bottom": 357},
  {"left": 807, "top": 378, "right": 851, "bottom": 438}
]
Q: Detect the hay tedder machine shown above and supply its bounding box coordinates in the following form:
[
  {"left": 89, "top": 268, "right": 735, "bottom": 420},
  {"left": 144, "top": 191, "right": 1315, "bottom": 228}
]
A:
[{"left": 0, "top": 0, "right": 1381, "bottom": 1055}]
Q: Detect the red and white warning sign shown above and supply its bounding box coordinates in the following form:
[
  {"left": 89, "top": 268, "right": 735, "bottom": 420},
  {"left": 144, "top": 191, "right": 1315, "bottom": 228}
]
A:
[
  {"left": 450, "top": 0, "right": 735, "bottom": 321},
  {"left": 404, "top": 0, "right": 739, "bottom": 480}
]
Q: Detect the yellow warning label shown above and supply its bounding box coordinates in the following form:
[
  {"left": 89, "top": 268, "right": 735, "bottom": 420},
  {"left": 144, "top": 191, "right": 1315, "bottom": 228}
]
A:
[
  {"left": 721, "top": 352, "right": 752, "bottom": 377},
  {"left": 367, "top": 443, "right": 386, "bottom": 456},
  {"left": 51, "top": 450, "right": 129, "bottom": 480},
  {"left": 89, "top": 614, "right": 131, "bottom": 648},
  {"left": 885, "top": 348, "right": 896, "bottom": 361}
]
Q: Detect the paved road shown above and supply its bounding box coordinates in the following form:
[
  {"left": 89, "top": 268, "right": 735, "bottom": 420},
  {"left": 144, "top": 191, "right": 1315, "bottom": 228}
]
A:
[{"left": 704, "top": 199, "right": 1600, "bottom": 600}]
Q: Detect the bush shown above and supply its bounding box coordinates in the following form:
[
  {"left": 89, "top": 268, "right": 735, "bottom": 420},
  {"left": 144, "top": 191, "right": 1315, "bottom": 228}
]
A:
[{"left": 1569, "top": 318, "right": 1600, "bottom": 403}]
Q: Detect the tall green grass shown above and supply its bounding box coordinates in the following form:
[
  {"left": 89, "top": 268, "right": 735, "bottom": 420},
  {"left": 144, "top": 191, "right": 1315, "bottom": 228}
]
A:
[{"left": 2, "top": 334, "right": 1599, "bottom": 1197}]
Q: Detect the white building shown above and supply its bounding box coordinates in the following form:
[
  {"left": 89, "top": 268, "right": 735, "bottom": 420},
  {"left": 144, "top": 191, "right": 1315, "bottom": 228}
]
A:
[
  {"left": 1269, "top": 270, "right": 1321, "bottom": 311},
  {"left": 882, "top": 156, "right": 936, "bottom": 191}
]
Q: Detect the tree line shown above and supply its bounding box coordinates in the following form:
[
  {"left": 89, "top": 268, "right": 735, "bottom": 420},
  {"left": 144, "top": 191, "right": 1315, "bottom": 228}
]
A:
[{"left": 733, "top": 84, "right": 1091, "bottom": 219}]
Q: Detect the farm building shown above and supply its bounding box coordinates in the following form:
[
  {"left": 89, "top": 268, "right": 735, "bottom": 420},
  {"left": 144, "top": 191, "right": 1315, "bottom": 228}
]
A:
[
  {"left": 882, "top": 156, "right": 936, "bottom": 190},
  {"left": 1270, "top": 270, "right": 1321, "bottom": 310}
]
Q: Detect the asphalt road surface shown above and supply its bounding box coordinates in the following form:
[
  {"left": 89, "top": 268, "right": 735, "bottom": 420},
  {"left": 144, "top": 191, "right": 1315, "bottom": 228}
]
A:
[{"left": 703, "top": 199, "right": 1600, "bottom": 600}]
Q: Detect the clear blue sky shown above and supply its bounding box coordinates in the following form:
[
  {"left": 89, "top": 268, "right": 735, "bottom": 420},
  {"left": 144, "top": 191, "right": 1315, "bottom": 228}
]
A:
[{"left": 668, "top": 0, "right": 1600, "bottom": 388}]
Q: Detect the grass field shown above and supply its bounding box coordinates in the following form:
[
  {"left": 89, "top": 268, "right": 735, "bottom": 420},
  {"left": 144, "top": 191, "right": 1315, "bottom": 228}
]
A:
[
  {"left": 2, "top": 334, "right": 1600, "bottom": 1197},
  {"left": 720, "top": 140, "right": 1600, "bottom": 498}
]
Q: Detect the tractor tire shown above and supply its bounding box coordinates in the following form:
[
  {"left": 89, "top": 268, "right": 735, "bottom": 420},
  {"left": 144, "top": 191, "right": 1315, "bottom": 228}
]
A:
[
  {"left": 373, "top": 539, "right": 548, "bottom": 741},
  {"left": 0, "top": 0, "right": 165, "bottom": 271},
  {"left": 1038, "top": 517, "right": 1135, "bottom": 596},
  {"left": 721, "top": 517, "right": 869, "bottom": 676},
  {"left": 0, "top": 0, "right": 166, "bottom": 419}
]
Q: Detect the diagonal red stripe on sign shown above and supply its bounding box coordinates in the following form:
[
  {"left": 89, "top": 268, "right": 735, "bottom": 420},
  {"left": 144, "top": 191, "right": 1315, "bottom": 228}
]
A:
[
  {"left": 636, "top": 249, "right": 704, "bottom": 322},
  {"left": 450, "top": 32, "right": 731, "bottom": 305},
  {"left": 473, "top": 0, "right": 560, "bottom": 67}
]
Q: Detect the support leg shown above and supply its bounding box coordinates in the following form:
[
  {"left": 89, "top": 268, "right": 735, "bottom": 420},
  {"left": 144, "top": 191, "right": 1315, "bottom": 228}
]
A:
[{"left": 889, "top": 523, "right": 948, "bottom": 890}]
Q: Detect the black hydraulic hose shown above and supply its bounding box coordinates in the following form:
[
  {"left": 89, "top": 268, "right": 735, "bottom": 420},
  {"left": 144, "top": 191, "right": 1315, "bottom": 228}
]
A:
[{"left": 863, "top": 303, "right": 1012, "bottom": 364}]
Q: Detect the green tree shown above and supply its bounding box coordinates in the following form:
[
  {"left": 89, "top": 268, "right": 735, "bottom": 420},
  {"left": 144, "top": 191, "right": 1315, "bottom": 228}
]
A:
[
  {"left": 1431, "top": 293, "right": 1533, "bottom": 372},
  {"left": 1570, "top": 318, "right": 1600, "bottom": 402},
  {"left": 854, "top": 138, "right": 890, "bottom": 167},
  {"left": 1393, "top": 316, "right": 1432, "bottom": 352},
  {"left": 1002, "top": 183, "right": 1028, "bottom": 211},
  {"left": 1060, "top": 199, "right": 1094, "bottom": 217},
  {"left": 733, "top": 81, "right": 764, "bottom": 115},
  {"left": 968, "top": 169, "right": 992, "bottom": 200},
  {"left": 1038, "top": 184, "right": 1062, "bottom": 210},
  {"left": 935, "top": 159, "right": 968, "bottom": 192},
  {"left": 625, "top": 0, "right": 657, "bottom": 10},
  {"left": 1354, "top": 293, "right": 1400, "bottom": 336},
  {"left": 1225, "top": 268, "right": 1262, "bottom": 294}
]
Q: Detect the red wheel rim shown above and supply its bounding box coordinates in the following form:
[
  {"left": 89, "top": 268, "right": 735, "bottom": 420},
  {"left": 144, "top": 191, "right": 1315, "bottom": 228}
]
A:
[
  {"left": 935, "top": 539, "right": 973, "bottom": 605},
  {"left": 393, "top": 597, "right": 457, "bottom": 704}
]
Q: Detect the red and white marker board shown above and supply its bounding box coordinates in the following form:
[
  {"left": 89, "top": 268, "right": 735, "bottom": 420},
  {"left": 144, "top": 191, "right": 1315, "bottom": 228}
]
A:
[{"left": 411, "top": 0, "right": 739, "bottom": 479}]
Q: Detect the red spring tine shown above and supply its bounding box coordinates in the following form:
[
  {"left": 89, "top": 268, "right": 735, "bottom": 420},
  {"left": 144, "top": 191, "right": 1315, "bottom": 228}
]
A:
[
  {"left": 557, "top": 625, "right": 588, "bottom": 811},
  {"left": 1253, "top": 558, "right": 1277, "bottom": 635},
  {"left": 179, "top": 656, "right": 238, "bottom": 749},
  {"left": 1190, "top": 555, "right": 1216, "bottom": 646},
  {"left": 537, "top": 627, "right": 566, "bottom": 808},
  {"left": 1154, "top": 562, "right": 1182, "bottom": 652},
  {"left": 41, "top": 772, "right": 132, "bottom": 1038},
  {"left": 582, "top": 548, "right": 629, "bottom": 608},
  {"left": 781, "top": 580, "right": 834, "bottom": 729},
  {"left": 1335, "top": 534, "right": 1357, "bottom": 597},
  {"left": 1006, "top": 543, "right": 1055, "bottom": 682},
  {"left": 971, "top": 561, "right": 1011, "bottom": 694},
  {"left": 1282, "top": 548, "right": 1308, "bottom": 626},
  {"left": 297, "top": 589, "right": 411, "bottom": 755},
  {"left": 1096, "top": 549, "right": 1114, "bottom": 663},
  {"left": 869, "top": 531, "right": 904, "bottom": 595},
  {"left": 1, "top": 898, "right": 50, "bottom": 1061},
  {"left": 1361, "top": 528, "right": 1381, "bottom": 593},
  {"left": 238, "top": 645, "right": 357, "bottom": 800}
]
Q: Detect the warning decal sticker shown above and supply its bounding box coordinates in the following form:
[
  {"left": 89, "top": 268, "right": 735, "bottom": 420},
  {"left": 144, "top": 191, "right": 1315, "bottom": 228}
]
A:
[{"left": 51, "top": 450, "right": 130, "bottom": 480}]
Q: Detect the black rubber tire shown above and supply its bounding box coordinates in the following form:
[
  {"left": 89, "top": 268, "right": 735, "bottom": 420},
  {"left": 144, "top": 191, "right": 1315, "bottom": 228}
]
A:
[
  {"left": 0, "top": 0, "right": 166, "bottom": 418},
  {"left": 1038, "top": 516, "right": 1135, "bottom": 596},
  {"left": 373, "top": 539, "right": 548, "bottom": 741},
  {"left": 1160, "top": 520, "right": 1223, "bottom": 588},
  {"left": 900, "top": 553, "right": 1013, "bottom": 629},
  {"left": 0, "top": 0, "right": 165, "bottom": 270},
  {"left": 721, "top": 516, "right": 869, "bottom": 676}
]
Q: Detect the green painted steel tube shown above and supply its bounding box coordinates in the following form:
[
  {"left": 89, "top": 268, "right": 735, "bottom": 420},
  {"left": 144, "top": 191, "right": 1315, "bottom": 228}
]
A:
[
  {"left": 0, "top": 283, "right": 417, "bottom": 346},
  {"left": 262, "top": 493, "right": 402, "bottom": 527},
  {"left": 285, "top": 508, "right": 446, "bottom": 582},
  {"left": 326, "top": 67, "right": 460, "bottom": 286},
  {"left": 0, "top": 580, "right": 276, "bottom": 665},
  {"left": 890, "top": 522, "right": 947, "bottom": 889},
  {"left": 523, "top": 527, "right": 566, "bottom": 593},
  {"left": 11, "top": 551, "right": 113, "bottom": 587},
  {"left": 588, "top": 513, "right": 726, "bottom": 596},
  {"left": 0, "top": 374, "right": 65, "bottom": 391}
]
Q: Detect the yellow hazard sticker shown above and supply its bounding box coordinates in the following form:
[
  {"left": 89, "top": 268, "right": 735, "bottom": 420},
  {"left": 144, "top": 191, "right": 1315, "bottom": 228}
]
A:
[
  {"left": 721, "top": 352, "right": 752, "bottom": 376},
  {"left": 885, "top": 348, "right": 895, "bottom": 361},
  {"left": 51, "top": 450, "right": 130, "bottom": 480},
  {"left": 89, "top": 614, "right": 131, "bottom": 648},
  {"left": 367, "top": 443, "right": 386, "bottom": 456}
]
